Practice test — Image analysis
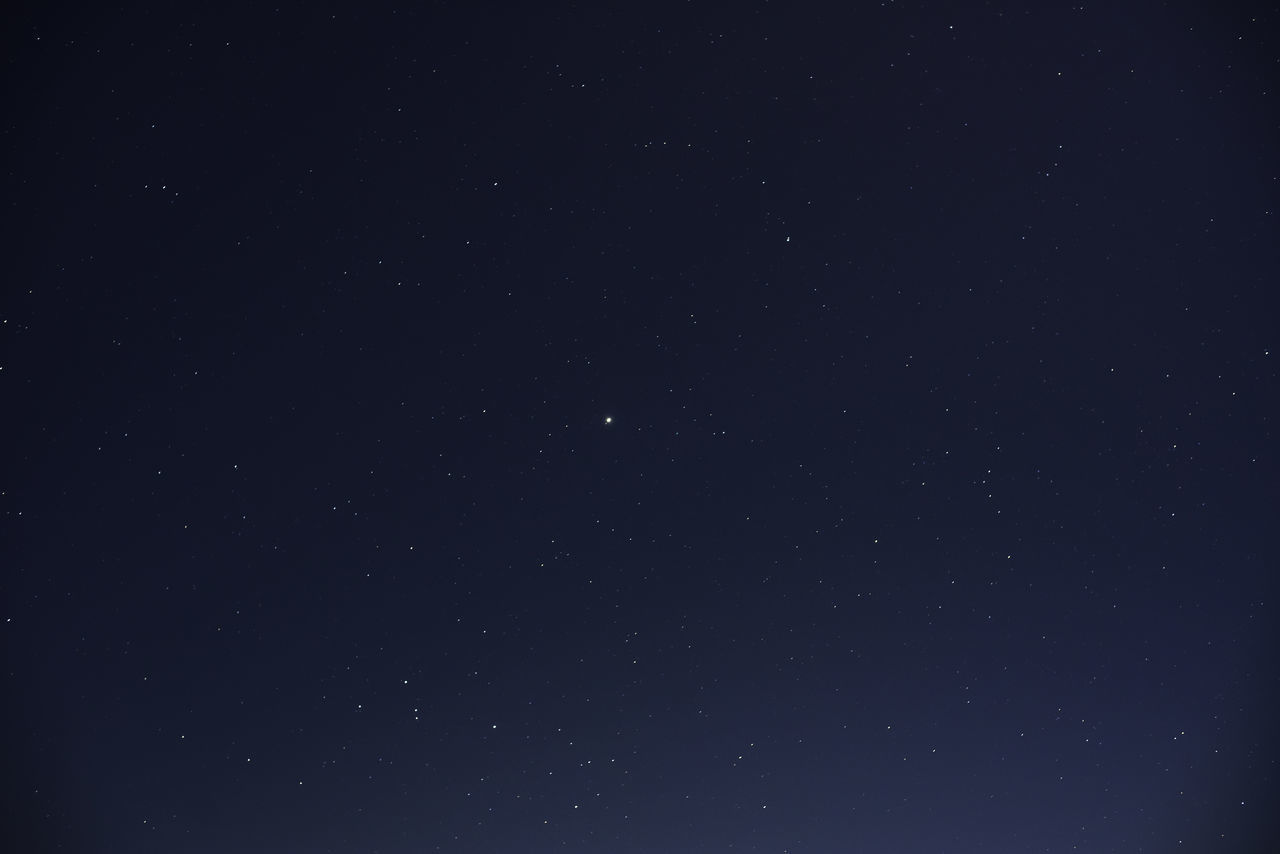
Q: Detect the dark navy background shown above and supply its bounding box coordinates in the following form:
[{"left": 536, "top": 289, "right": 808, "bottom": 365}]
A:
[{"left": 4, "top": 2, "right": 1276, "bottom": 851}]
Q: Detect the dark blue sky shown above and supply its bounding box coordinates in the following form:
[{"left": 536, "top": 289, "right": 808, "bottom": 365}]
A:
[{"left": 4, "top": 1, "right": 1276, "bottom": 851}]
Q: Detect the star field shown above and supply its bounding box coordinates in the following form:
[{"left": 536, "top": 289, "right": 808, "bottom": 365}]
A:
[{"left": 3, "top": 1, "right": 1277, "bottom": 852}]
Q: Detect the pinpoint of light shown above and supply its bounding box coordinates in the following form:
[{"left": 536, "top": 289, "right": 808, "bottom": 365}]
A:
[{"left": 603, "top": 416, "right": 613, "bottom": 425}]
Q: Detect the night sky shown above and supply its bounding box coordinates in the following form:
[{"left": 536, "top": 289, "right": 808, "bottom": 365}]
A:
[{"left": 3, "top": 1, "right": 1277, "bottom": 852}]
